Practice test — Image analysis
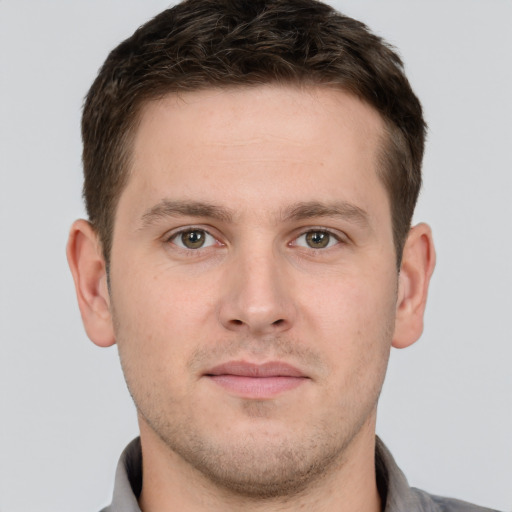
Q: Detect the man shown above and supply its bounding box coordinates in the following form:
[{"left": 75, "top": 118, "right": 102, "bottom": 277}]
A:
[{"left": 66, "top": 0, "right": 498, "bottom": 511}]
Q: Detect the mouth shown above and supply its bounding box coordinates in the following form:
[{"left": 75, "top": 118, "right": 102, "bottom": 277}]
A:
[{"left": 204, "top": 361, "right": 309, "bottom": 399}]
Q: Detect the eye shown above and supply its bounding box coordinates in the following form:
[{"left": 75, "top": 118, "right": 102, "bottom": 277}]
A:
[
  {"left": 294, "top": 230, "right": 339, "bottom": 249},
  {"left": 169, "top": 229, "right": 217, "bottom": 250}
]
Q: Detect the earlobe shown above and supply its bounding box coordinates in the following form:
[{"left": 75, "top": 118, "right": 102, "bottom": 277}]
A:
[
  {"left": 66, "top": 219, "right": 116, "bottom": 347},
  {"left": 392, "top": 223, "right": 436, "bottom": 349}
]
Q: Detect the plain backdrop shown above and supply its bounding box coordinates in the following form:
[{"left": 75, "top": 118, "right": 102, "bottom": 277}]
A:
[{"left": 0, "top": 1, "right": 511, "bottom": 511}]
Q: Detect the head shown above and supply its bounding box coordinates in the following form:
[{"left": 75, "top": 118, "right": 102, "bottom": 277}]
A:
[
  {"left": 69, "top": 0, "right": 435, "bottom": 504},
  {"left": 82, "top": 0, "right": 425, "bottom": 268}
]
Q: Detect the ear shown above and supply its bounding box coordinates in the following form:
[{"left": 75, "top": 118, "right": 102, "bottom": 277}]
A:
[
  {"left": 66, "top": 219, "right": 115, "bottom": 347},
  {"left": 392, "top": 223, "right": 436, "bottom": 349}
]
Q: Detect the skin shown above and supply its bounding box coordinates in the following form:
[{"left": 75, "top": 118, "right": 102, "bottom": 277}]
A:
[{"left": 67, "top": 85, "right": 435, "bottom": 512}]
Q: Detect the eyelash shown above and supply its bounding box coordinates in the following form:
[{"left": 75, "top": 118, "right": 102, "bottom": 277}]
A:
[
  {"left": 292, "top": 230, "right": 342, "bottom": 249},
  {"left": 165, "top": 226, "right": 220, "bottom": 251},
  {"left": 164, "top": 226, "right": 346, "bottom": 252}
]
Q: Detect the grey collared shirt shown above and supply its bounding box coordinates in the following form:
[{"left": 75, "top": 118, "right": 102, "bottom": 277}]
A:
[{"left": 100, "top": 437, "right": 500, "bottom": 512}]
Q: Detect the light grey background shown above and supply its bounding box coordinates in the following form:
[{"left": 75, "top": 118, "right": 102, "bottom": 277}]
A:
[{"left": 0, "top": 1, "right": 510, "bottom": 511}]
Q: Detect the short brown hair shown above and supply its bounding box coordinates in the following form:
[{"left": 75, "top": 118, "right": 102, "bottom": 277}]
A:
[{"left": 82, "top": 0, "right": 426, "bottom": 265}]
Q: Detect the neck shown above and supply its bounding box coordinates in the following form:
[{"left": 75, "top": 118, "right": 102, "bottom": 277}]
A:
[{"left": 137, "top": 416, "right": 381, "bottom": 512}]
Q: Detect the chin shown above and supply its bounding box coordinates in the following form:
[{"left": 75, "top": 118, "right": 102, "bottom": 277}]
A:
[
  {"left": 176, "top": 433, "right": 344, "bottom": 499},
  {"left": 145, "top": 408, "right": 363, "bottom": 500}
]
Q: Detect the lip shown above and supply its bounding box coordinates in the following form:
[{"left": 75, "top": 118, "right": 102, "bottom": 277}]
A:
[{"left": 204, "top": 361, "right": 308, "bottom": 399}]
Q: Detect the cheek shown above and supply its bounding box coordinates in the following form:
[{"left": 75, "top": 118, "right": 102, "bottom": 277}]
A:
[
  {"left": 113, "top": 259, "right": 216, "bottom": 328},
  {"left": 313, "top": 283, "right": 395, "bottom": 418},
  {"left": 110, "top": 260, "right": 228, "bottom": 389},
  {"left": 309, "top": 268, "right": 397, "bottom": 332},
  {"left": 305, "top": 270, "right": 397, "bottom": 379},
  {"left": 110, "top": 271, "right": 201, "bottom": 377}
]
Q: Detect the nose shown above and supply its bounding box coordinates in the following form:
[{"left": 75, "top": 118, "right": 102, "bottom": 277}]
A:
[{"left": 218, "top": 247, "right": 296, "bottom": 336}]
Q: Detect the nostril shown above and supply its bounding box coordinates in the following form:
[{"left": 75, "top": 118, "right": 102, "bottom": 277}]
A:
[
  {"left": 272, "top": 319, "right": 285, "bottom": 326},
  {"left": 231, "top": 319, "right": 244, "bottom": 326}
]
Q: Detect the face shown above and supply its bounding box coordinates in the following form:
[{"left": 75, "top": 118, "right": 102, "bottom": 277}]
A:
[{"left": 109, "top": 85, "right": 399, "bottom": 496}]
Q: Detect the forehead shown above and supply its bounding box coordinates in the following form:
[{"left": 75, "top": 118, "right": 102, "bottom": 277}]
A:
[
  {"left": 121, "top": 85, "right": 389, "bottom": 221},
  {"left": 133, "top": 84, "right": 385, "bottom": 156}
]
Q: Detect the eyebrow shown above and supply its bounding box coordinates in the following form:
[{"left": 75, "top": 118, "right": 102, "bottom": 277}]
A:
[
  {"left": 138, "top": 198, "right": 370, "bottom": 229},
  {"left": 281, "top": 201, "right": 370, "bottom": 227},
  {"left": 139, "top": 199, "right": 234, "bottom": 228}
]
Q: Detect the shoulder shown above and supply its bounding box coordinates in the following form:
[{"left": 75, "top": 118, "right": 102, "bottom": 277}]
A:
[{"left": 411, "top": 487, "right": 503, "bottom": 512}]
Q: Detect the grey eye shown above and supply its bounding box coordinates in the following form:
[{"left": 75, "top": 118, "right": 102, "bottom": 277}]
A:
[
  {"left": 306, "top": 231, "right": 330, "bottom": 248},
  {"left": 295, "top": 230, "right": 338, "bottom": 249},
  {"left": 172, "top": 229, "right": 216, "bottom": 249}
]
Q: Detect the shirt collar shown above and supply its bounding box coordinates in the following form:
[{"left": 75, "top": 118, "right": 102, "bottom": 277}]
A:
[
  {"left": 375, "top": 436, "right": 428, "bottom": 511},
  {"left": 104, "top": 437, "right": 142, "bottom": 512}
]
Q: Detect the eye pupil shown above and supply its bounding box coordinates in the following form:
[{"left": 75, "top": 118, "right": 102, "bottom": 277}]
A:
[
  {"left": 181, "top": 230, "right": 205, "bottom": 249},
  {"left": 306, "top": 231, "right": 330, "bottom": 248}
]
